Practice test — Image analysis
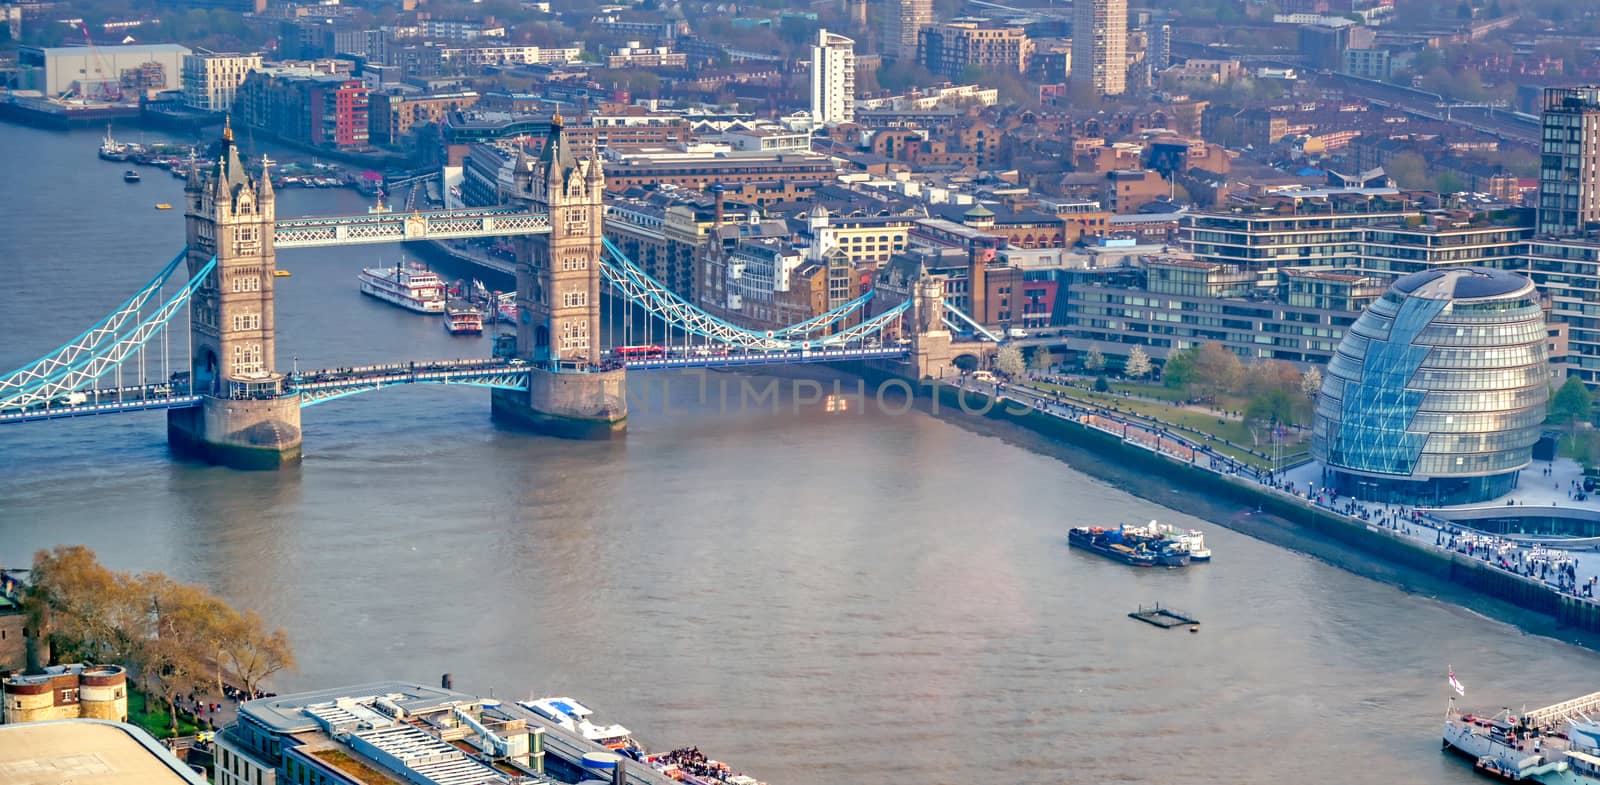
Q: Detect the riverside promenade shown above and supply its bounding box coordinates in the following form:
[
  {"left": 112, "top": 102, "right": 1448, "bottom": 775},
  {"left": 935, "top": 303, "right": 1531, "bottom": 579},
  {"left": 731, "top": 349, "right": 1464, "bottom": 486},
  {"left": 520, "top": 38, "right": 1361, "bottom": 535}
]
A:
[{"left": 946, "top": 373, "right": 1600, "bottom": 632}]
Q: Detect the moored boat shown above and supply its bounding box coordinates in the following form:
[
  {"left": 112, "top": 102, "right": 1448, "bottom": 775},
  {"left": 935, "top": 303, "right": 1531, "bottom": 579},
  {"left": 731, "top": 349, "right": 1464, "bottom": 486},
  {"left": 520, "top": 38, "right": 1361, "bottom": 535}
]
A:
[
  {"left": 359, "top": 262, "right": 445, "bottom": 313},
  {"left": 1442, "top": 701, "right": 1600, "bottom": 783},
  {"left": 444, "top": 302, "right": 483, "bottom": 335},
  {"left": 99, "top": 125, "right": 133, "bottom": 161},
  {"left": 1069, "top": 527, "right": 1162, "bottom": 566},
  {"left": 519, "top": 697, "right": 636, "bottom": 750},
  {"left": 1129, "top": 520, "right": 1212, "bottom": 561}
]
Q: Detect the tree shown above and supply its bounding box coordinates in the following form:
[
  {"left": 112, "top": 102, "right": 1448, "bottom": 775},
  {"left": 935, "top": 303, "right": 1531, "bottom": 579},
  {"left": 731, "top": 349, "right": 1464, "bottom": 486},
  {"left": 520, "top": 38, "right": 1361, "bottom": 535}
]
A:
[
  {"left": 1031, "top": 348, "right": 1057, "bottom": 372},
  {"left": 994, "top": 345, "right": 1026, "bottom": 378},
  {"left": 1125, "top": 346, "right": 1152, "bottom": 380},
  {"left": 1549, "top": 375, "right": 1593, "bottom": 441},
  {"left": 1192, "top": 342, "right": 1244, "bottom": 395},
  {"left": 135, "top": 574, "right": 208, "bottom": 736},
  {"left": 1163, "top": 347, "right": 1197, "bottom": 391},
  {"left": 26, "top": 546, "right": 140, "bottom": 666},
  {"left": 1246, "top": 387, "right": 1300, "bottom": 430},
  {"left": 1093, "top": 376, "right": 1111, "bottom": 393},
  {"left": 1083, "top": 348, "right": 1106, "bottom": 373},
  {"left": 1386, "top": 152, "right": 1430, "bottom": 190},
  {"left": 1301, "top": 367, "right": 1323, "bottom": 399},
  {"left": 221, "top": 611, "right": 296, "bottom": 700},
  {"left": 24, "top": 546, "right": 296, "bottom": 733}
]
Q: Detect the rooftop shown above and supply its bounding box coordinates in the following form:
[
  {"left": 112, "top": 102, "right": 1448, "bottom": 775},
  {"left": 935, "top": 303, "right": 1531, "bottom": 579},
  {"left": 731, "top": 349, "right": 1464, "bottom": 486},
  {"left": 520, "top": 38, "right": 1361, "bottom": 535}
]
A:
[
  {"left": 0, "top": 720, "right": 208, "bottom": 785},
  {"left": 1391, "top": 267, "right": 1531, "bottom": 300},
  {"left": 240, "top": 681, "right": 479, "bottom": 734}
]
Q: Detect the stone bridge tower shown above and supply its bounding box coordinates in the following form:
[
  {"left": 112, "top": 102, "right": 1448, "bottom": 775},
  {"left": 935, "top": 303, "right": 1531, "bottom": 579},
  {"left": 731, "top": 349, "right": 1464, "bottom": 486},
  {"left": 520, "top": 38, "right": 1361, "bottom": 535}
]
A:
[
  {"left": 167, "top": 121, "right": 302, "bottom": 468},
  {"left": 491, "top": 114, "right": 627, "bottom": 438},
  {"left": 910, "top": 274, "right": 960, "bottom": 380}
]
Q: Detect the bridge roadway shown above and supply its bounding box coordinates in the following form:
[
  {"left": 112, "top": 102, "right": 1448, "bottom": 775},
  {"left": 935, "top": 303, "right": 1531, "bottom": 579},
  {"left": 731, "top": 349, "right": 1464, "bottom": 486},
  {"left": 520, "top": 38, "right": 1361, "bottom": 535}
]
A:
[
  {"left": 0, "top": 382, "right": 200, "bottom": 423},
  {"left": 0, "top": 347, "right": 913, "bottom": 423}
]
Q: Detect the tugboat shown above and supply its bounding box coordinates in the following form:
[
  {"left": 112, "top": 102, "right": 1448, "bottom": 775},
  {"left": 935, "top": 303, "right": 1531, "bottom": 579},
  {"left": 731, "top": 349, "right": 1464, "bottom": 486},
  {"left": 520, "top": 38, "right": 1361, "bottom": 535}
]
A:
[
  {"left": 1068, "top": 526, "right": 1189, "bottom": 567},
  {"left": 123, "top": 169, "right": 142, "bottom": 183},
  {"left": 99, "top": 125, "right": 131, "bottom": 161}
]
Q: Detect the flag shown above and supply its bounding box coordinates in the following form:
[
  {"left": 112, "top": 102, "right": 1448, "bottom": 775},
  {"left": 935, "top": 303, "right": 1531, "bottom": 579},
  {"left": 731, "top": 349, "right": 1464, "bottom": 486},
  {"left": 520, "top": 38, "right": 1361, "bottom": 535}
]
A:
[{"left": 1449, "top": 667, "right": 1465, "bottom": 697}]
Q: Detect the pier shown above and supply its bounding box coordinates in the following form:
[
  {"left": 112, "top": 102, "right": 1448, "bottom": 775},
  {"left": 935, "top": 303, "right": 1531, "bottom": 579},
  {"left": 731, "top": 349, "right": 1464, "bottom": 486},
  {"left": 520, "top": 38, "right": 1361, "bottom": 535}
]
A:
[
  {"left": 1128, "top": 604, "right": 1200, "bottom": 629},
  {"left": 1523, "top": 691, "right": 1600, "bottom": 732}
]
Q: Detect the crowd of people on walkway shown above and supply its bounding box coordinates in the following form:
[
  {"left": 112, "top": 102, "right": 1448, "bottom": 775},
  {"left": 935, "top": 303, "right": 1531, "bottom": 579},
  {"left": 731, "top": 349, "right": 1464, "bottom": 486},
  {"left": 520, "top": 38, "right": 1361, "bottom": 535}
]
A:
[{"left": 652, "top": 747, "right": 756, "bottom": 784}]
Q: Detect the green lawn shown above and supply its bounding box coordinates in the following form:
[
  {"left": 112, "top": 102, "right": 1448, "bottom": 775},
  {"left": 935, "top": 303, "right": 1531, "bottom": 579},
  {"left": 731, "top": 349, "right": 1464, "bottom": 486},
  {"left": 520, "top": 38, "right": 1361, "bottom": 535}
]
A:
[
  {"left": 128, "top": 689, "right": 201, "bottom": 739},
  {"left": 1021, "top": 380, "right": 1308, "bottom": 472}
]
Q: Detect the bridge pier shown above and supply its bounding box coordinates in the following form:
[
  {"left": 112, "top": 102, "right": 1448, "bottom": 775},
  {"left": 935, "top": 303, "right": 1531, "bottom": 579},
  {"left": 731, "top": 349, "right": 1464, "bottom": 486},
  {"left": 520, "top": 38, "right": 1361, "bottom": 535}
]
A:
[
  {"left": 491, "top": 368, "right": 626, "bottom": 439},
  {"left": 167, "top": 395, "right": 303, "bottom": 469}
]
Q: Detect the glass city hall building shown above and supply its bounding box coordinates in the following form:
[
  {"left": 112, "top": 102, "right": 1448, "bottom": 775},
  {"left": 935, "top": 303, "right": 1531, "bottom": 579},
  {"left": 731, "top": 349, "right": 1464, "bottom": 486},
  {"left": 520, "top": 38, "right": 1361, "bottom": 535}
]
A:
[{"left": 1313, "top": 268, "right": 1549, "bottom": 505}]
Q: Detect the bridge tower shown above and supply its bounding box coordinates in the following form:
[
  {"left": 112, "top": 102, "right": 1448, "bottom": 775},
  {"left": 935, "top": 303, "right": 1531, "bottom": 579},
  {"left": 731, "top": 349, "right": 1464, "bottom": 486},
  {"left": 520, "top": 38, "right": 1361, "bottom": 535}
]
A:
[
  {"left": 491, "top": 113, "right": 627, "bottom": 438},
  {"left": 910, "top": 274, "right": 960, "bottom": 380},
  {"left": 167, "top": 121, "right": 303, "bottom": 468}
]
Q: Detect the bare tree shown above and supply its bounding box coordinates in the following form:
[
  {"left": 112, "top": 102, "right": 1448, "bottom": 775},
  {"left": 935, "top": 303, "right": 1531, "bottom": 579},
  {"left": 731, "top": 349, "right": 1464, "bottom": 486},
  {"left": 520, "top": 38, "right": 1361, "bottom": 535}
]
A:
[
  {"left": 994, "top": 346, "right": 1026, "bottom": 378},
  {"left": 1124, "top": 346, "right": 1152, "bottom": 380},
  {"left": 222, "top": 611, "right": 296, "bottom": 699},
  {"left": 1301, "top": 367, "right": 1323, "bottom": 399}
]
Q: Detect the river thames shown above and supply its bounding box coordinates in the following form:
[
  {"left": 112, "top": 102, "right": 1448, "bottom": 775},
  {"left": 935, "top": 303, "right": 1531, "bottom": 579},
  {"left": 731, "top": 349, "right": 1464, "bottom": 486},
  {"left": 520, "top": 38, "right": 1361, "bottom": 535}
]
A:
[{"left": 0, "top": 123, "right": 1596, "bottom": 785}]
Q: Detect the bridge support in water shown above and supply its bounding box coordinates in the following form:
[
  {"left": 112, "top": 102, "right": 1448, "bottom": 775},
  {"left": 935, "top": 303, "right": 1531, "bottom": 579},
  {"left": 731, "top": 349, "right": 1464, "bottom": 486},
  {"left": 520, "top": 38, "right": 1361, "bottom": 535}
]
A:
[
  {"left": 167, "top": 395, "right": 303, "bottom": 468},
  {"left": 493, "top": 113, "right": 627, "bottom": 438},
  {"left": 168, "top": 121, "right": 303, "bottom": 468},
  {"left": 490, "top": 370, "right": 626, "bottom": 439}
]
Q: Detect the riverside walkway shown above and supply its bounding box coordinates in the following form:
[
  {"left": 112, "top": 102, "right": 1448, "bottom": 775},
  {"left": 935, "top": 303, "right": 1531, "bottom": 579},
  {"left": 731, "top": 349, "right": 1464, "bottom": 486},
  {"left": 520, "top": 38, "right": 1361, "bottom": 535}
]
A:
[{"left": 953, "top": 374, "right": 1600, "bottom": 620}]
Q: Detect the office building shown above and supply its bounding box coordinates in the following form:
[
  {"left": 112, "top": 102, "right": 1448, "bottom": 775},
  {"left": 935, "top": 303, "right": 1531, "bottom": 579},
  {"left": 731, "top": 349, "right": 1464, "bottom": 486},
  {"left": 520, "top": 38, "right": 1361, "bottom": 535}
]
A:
[
  {"left": 368, "top": 90, "right": 479, "bottom": 147},
  {"left": 16, "top": 43, "right": 190, "bottom": 100},
  {"left": 1151, "top": 23, "right": 1171, "bottom": 71},
  {"left": 1538, "top": 86, "right": 1600, "bottom": 238},
  {"left": 606, "top": 44, "right": 687, "bottom": 69},
  {"left": 1313, "top": 268, "right": 1549, "bottom": 504},
  {"left": 810, "top": 29, "right": 857, "bottom": 126},
  {"left": 234, "top": 67, "right": 369, "bottom": 150},
  {"left": 918, "top": 20, "right": 1033, "bottom": 80},
  {"left": 215, "top": 681, "right": 545, "bottom": 785},
  {"left": 883, "top": 0, "right": 932, "bottom": 61},
  {"left": 182, "top": 50, "right": 262, "bottom": 112},
  {"left": 1072, "top": 0, "right": 1127, "bottom": 96}
]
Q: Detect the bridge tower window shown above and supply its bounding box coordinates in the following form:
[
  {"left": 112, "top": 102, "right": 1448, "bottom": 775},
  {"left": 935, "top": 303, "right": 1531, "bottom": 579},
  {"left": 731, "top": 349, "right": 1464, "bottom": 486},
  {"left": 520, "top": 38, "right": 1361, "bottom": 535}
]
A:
[
  {"left": 559, "top": 319, "right": 590, "bottom": 352},
  {"left": 231, "top": 343, "right": 263, "bottom": 376}
]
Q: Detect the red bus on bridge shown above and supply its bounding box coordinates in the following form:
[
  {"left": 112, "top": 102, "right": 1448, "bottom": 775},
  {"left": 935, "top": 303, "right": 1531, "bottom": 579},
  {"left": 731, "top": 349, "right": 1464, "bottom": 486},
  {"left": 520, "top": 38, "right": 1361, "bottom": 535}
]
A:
[{"left": 612, "top": 345, "right": 665, "bottom": 360}]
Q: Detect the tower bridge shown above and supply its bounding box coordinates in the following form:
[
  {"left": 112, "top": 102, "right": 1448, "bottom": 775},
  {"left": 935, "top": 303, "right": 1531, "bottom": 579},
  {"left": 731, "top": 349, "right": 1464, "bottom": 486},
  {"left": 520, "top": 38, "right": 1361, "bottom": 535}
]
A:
[{"left": 0, "top": 119, "right": 989, "bottom": 468}]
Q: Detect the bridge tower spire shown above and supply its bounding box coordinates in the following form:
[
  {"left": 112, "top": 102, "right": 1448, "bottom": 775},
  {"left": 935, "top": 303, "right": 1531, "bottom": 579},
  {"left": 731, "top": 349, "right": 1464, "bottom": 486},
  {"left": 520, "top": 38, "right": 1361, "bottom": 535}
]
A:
[
  {"left": 491, "top": 112, "right": 627, "bottom": 438},
  {"left": 167, "top": 124, "right": 303, "bottom": 467}
]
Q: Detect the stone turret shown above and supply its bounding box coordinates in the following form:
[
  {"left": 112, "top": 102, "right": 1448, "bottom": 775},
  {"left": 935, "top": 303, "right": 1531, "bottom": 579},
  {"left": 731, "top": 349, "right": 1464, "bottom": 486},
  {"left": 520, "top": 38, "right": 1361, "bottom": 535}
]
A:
[
  {"left": 167, "top": 119, "right": 302, "bottom": 468},
  {"left": 491, "top": 110, "right": 626, "bottom": 439}
]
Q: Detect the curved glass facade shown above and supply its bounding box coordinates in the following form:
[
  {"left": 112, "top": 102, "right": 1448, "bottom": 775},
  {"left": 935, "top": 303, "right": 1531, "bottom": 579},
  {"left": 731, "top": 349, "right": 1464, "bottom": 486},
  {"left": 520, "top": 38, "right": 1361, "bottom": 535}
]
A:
[{"left": 1311, "top": 267, "right": 1550, "bottom": 505}]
